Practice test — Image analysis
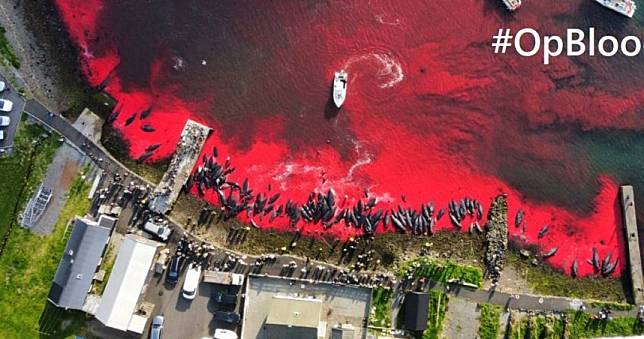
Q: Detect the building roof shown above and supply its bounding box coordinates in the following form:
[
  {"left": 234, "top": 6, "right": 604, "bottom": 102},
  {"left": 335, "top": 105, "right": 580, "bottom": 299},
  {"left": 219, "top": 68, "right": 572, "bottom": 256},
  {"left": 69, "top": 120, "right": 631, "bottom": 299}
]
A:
[
  {"left": 331, "top": 324, "right": 355, "bottom": 339},
  {"left": 95, "top": 234, "right": 159, "bottom": 332},
  {"left": 404, "top": 292, "right": 430, "bottom": 331},
  {"left": 97, "top": 215, "right": 118, "bottom": 229},
  {"left": 48, "top": 217, "right": 111, "bottom": 310},
  {"left": 266, "top": 296, "right": 322, "bottom": 328}
]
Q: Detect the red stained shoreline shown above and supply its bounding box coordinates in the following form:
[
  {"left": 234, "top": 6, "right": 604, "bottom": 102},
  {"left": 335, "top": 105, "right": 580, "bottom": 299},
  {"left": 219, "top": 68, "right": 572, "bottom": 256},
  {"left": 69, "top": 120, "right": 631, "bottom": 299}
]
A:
[{"left": 53, "top": 0, "right": 635, "bottom": 277}]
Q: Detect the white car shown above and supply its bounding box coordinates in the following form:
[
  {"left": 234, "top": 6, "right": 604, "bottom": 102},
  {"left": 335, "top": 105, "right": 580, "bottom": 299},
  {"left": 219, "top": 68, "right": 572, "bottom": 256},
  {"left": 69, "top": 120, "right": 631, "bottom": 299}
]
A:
[
  {"left": 0, "top": 99, "right": 13, "bottom": 112},
  {"left": 213, "top": 329, "right": 238, "bottom": 339},
  {"left": 0, "top": 81, "right": 6, "bottom": 92},
  {"left": 181, "top": 263, "right": 201, "bottom": 300},
  {"left": 143, "top": 221, "right": 172, "bottom": 241},
  {"left": 0, "top": 116, "right": 9, "bottom": 127},
  {"left": 150, "top": 315, "right": 164, "bottom": 339},
  {"left": 0, "top": 130, "right": 4, "bottom": 141}
]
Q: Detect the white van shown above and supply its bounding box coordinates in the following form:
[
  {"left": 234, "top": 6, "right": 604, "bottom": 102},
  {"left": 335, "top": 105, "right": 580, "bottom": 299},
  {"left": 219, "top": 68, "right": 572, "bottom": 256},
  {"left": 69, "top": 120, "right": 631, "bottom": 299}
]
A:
[{"left": 182, "top": 263, "right": 201, "bottom": 300}]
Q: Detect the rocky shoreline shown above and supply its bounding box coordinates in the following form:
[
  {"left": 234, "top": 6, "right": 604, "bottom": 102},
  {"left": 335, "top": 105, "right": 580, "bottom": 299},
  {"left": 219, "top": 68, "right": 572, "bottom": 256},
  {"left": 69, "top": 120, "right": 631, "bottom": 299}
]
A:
[{"left": 0, "top": 0, "right": 103, "bottom": 116}]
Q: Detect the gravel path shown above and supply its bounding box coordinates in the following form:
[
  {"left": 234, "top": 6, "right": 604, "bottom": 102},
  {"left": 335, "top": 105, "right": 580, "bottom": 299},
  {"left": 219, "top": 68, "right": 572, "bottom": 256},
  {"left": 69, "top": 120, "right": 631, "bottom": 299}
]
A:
[{"left": 442, "top": 298, "right": 480, "bottom": 339}]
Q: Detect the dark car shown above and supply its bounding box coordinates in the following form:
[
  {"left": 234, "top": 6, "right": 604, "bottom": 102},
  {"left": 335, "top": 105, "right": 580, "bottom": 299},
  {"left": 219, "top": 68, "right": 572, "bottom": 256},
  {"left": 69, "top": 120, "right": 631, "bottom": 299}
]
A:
[
  {"left": 165, "top": 256, "right": 183, "bottom": 285},
  {"left": 214, "top": 311, "right": 241, "bottom": 324},
  {"left": 214, "top": 291, "right": 237, "bottom": 305}
]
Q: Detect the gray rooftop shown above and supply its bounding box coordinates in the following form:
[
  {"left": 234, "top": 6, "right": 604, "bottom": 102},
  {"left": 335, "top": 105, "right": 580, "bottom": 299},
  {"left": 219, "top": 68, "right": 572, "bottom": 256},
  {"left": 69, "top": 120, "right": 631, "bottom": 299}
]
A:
[{"left": 48, "top": 217, "right": 112, "bottom": 310}]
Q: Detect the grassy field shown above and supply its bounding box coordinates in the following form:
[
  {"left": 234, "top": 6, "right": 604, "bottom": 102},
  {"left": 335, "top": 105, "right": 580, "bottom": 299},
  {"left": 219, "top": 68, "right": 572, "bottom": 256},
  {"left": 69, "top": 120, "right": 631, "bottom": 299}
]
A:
[
  {"left": 0, "top": 149, "right": 92, "bottom": 338},
  {"left": 507, "top": 252, "right": 626, "bottom": 302},
  {"left": 0, "top": 121, "right": 61, "bottom": 244},
  {"left": 420, "top": 290, "right": 447, "bottom": 339},
  {"left": 398, "top": 256, "right": 483, "bottom": 287},
  {"left": 0, "top": 25, "right": 20, "bottom": 68},
  {"left": 508, "top": 311, "right": 643, "bottom": 339},
  {"left": 369, "top": 287, "right": 393, "bottom": 328},
  {"left": 478, "top": 304, "right": 502, "bottom": 339}
]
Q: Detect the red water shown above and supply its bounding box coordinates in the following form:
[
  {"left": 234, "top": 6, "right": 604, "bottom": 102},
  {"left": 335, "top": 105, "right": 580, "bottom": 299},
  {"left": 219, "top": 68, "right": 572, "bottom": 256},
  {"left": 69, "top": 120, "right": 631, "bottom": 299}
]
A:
[{"left": 53, "top": 0, "right": 644, "bottom": 277}]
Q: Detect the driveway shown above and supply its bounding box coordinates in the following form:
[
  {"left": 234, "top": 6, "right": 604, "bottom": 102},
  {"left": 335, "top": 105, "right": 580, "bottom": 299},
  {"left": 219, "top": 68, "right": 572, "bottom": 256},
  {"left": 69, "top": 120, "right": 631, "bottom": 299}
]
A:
[
  {"left": 0, "top": 74, "right": 25, "bottom": 154},
  {"left": 142, "top": 261, "right": 240, "bottom": 339}
]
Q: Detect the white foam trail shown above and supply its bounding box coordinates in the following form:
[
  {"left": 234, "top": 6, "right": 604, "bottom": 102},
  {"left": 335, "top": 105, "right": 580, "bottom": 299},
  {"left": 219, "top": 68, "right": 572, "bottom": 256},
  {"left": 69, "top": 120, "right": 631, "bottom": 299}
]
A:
[
  {"left": 346, "top": 141, "right": 373, "bottom": 180},
  {"left": 375, "top": 14, "right": 401, "bottom": 26},
  {"left": 374, "top": 53, "right": 404, "bottom": 88},
  {"left": 341, "top": 51, "right": 404, "bottom": 89},
  {"left": 272, "top": 162, "right": 324, "bottom": 191}
]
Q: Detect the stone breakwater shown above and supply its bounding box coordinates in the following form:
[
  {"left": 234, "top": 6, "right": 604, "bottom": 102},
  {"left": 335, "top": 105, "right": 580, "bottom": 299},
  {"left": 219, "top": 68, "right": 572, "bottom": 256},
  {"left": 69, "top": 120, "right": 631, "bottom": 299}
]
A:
[{"left": 485, "top": 194, "right": 508, "bottom": 283}]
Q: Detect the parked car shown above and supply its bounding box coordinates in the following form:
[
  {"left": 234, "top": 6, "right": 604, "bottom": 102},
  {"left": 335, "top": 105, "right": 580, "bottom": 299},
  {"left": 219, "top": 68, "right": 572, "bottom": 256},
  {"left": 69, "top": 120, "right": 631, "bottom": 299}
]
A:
[
  {"left": 0, "top": 81, "right": 6, "bottom": 92},
  {"left": 149, "top": 315, "right": 164, "bottom": 339},
  {"left": 155, "top": 249, "right": 170, "bottom": 274},
  {"left": 213, "top": 328, "right": 238, "bottom": 339},
  {"left": 143, "top": 221, "right": 172, "bottom": 241},
  {"left": 213, "top": 311, "right": 241, "bottom": 324},
  {"left": 213, "top": 291, "right": 237, "bottom": 305},
  {"left": 0, "top": 116, "right": 10, "bottom": 127},
  {"left": 165, "top": 255, "right": 184, "bottom": 285},
  {"left": 182, "top": 263, "right": 202, "bottom": 300},
  {"left": 0, "top": 130, "right": 4, "bottom": 141},
  {"left": 0, "top": 99, "right": 13, "bottom": 112}
]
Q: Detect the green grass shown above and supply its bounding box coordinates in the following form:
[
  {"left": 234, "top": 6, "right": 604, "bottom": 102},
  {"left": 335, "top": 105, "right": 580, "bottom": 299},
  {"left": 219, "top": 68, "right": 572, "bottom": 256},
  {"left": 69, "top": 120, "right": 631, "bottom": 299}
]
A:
[
  {"left": 398, "top": 256, "right": 483, "bottom": 287},
  {"left": 509, "top": 313, "right": 562, "bottom": 339},
  {"left": 0, "top": 171, "right": 92, "bottom": 338},
  {"left": 38, "top": 303, "right": 89, "bottom": 339},
  {"left": 589, "top": 300, "right": 634, "bottom": 311},
  {"left": 508, "top": 311, "right": 643, "bottom": 339},
  {"left": 565, "top": 311, "right": 643, "bottom": 338},
  {"left": 507, "top": 252, "right": 626, "bottom": 302},
  {"left": 0, "top": 26, "right": 20, "bottom": 68},
  {"left": 94, "top": 242, "right": 116, "bottom": 295},
  {"left": 478, "top": 304, "right": 502, "bottom": 339},
  {"left": 369, "top": 287, "right": 392, "bottom": 328},
  {"left": 421, "top": 290, "right": 447, "bottom": 339},
  {"left": 0, "top": 121, "right": 61, "bottom": 244}
]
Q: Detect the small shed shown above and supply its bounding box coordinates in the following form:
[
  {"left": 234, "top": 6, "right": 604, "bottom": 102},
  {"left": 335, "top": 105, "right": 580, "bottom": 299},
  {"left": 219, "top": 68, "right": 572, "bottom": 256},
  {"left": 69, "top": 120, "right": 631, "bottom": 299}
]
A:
[
  {"left": 204, "top": 270, "right": 245, "bottom": 286},
  {"left": 404, "top": 292, "right": 429, "bottom": 332}
]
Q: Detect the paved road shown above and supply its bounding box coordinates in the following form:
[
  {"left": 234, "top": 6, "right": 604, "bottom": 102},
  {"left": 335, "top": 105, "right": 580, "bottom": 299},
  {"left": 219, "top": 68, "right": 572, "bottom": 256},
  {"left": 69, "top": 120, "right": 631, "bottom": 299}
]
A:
[
  {"left": 24, "top": 99, "right": 152, "bottom": 185},
  {"left": 22, "top": 96, "right": 642, "bottom": 323},
  {"left": 0, "top": 74, "right": 25, "bottom": 153}
]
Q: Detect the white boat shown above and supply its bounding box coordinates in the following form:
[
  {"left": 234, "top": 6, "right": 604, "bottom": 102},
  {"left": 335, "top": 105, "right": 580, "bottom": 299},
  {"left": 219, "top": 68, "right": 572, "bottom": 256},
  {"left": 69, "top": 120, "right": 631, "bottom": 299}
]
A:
[
  {"left": 595, "top": 0, "right": 636, "bottom": 17},
  {"left": 501, "top": 0, "right": 522, "bottom": 11},
  {"left": 333, "top": 70, "right": 348, "bottom": 108}
]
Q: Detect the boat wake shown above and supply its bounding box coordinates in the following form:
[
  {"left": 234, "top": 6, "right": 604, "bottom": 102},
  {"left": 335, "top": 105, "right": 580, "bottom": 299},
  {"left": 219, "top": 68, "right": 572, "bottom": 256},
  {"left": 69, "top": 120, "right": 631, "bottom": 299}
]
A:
[{"left": 342, "top": 49, "right": 404, "bottom": 90}]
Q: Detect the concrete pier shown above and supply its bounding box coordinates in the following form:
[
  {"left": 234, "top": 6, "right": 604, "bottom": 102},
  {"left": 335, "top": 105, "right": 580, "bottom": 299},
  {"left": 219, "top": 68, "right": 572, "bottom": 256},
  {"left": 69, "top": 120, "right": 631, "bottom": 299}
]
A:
[
  {"left": 149, "top": 120, "right": 211, "bottom": 214},
  {"left": 620, "top": 185, "right": 644, "bottom": 304}
]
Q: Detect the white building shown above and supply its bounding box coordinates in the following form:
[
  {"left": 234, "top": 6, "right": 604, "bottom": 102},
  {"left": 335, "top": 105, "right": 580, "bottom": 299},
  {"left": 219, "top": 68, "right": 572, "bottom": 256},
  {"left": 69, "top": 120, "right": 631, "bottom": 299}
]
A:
[{"left": 95, "top": 234, "right": 159, "bottom": 333}]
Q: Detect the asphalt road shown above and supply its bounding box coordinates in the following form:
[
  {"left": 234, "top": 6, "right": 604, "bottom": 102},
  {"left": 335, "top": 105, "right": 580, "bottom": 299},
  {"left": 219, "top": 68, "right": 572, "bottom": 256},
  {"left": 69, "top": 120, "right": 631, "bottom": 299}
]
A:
[
  {"left": 23, "top": 99, "right": 152, "bottom": 184},
  {"left": 0, "top": 74, "right": 25, "bottom": 153}
]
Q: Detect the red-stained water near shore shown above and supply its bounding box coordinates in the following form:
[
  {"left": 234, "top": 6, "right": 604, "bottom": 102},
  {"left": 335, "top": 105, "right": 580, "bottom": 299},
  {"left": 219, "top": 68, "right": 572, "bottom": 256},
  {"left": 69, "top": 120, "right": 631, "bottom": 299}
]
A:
[{"left": 54, "top": 0, "right": 644, "bottom": 277}]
